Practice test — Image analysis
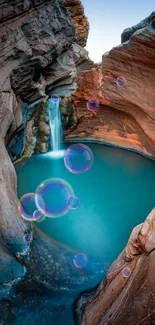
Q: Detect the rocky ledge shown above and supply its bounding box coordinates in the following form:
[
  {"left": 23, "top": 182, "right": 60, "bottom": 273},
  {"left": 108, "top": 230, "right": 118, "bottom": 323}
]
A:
[{"left": 66, "top": 13, "right": 155, "bottom": 159}]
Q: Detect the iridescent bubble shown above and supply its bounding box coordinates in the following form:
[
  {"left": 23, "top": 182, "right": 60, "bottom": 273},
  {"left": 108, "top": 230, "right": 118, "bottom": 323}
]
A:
[
  {"left": 87, "top": 99, "right": 99, "bottom": 112},
  {"left": 18, "top": 193, "right": 45, "bottom": 221},
  {"left": 73, "top": 253, "right": 88, "bottom": 268},
  {"left": 33, "top": 209, "right": 46, "bottom": 222},
  {"left": 24, "top": 233, "right": 33, "bottom": 243},
  {"left": 35, "top": 215, "right": 46, "bottom": 223},
  {"left": 122, "top": 267, "right": 131, "bottom": 278},
  {"left": 51, "top": 94, "right": 59, "bottom": 103},
  {"left": 35, "top": 178, "right": 74, "bottom": 218},
  {"left": 64, "top": 144, "right": 94, "bottom": 174},
  {"left": 116, "top": 76, "right": 126, "bottom": 87},
  {"left": 67, "top": 195, "right": 80, "bottom": 210}
]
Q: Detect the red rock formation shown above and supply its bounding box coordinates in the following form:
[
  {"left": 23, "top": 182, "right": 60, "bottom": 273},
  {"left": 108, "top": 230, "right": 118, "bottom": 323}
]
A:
[
  {"left": 79, "top": 208, "right": 155, "bottom": 325},
  {"left": 68, "top": 22, "right": 155, "bottom": 158},
  {"left": 64, "top": 0, "right": 89, "bottom": 47}
]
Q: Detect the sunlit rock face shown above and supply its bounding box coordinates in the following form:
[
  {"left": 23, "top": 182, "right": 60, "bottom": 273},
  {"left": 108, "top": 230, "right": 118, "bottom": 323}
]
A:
[
  {"left": 68, "top": 13, "right": 155, "bottom": 158},
  {"left": 64, "top": 0, "right": 89, "bottom": 47},
  {"left": 78, "top": 208, "right": 155, "bottom": 325}
]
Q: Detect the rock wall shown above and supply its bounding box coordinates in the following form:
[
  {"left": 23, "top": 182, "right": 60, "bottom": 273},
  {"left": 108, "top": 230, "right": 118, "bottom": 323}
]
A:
[
  {"left": 67, "top": 13, "right": 155, "bottom": 159},
  {"left": 0, "top": 91, "right": 32, "bottom": 299},
  {"left": 64, "top": 0, "right": 89, "bottom": 47},
  {"left": 78, "top": 208, "right": 155, "bottom": 325},
  {"left": 0, "top": 0, "right": 90, "bottom": 300},
  {"left": 0, "top": 0, "right": 90, "bottom": 158}
]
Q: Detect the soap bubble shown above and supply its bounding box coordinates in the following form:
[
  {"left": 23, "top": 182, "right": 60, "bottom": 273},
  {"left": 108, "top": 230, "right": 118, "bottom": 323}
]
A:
[
  {"left": 64, "top": 144, "right": 94, "bottom": 174},
  {"left": 51, "top": 94, "right": 59, "bottom": 103},
  {"left": 122, "top": 267, "right": 131, "bottom": 278},
  {"left": 35, "top": 178, "right": 74, "bottom": 218},
  {"left": 35, "top": 215, "right": 46, "bottom": 222},
  {"left": 24, "top": 233, "right": 33, "bottom": 243},
  {"left": 73, "top": 253, "right": 88, "bottom": 268},
  {"left": 18, "top": 193, "right": 45, "bottom": 221},
  {"left": 116, "top": 76, "right": 126, "bottom": 87},
  {"left": 87, "top": 99, "right": 99, "bottom": 112},
  {"left": 67, "top": 195, "right": 80, "bottom": 210},
  {"left": 33, "top": 209, "right": 46, "bottom": 222}
]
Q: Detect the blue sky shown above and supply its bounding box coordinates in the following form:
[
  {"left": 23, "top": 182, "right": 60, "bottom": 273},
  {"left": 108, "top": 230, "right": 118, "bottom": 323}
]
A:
[{"left": 82, "top": 0, "right": 155, "bottom": 62}]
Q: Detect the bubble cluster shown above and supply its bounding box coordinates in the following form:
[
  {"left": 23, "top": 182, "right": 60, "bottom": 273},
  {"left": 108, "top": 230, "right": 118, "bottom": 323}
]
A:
[
  {"left": 87, "top": 99, "right": 99, "bottom": 112},
  {"left": 122, "top": 267, "right": 131, "bottom": 278},
  {"left": 64, "top": 144, "right": 94, "bottom": 174},
  {"left": 51, "top": 94, "right": 59, "bottom": 103},
  {"left": 73, "top": 253, "right": 88, "bottom": 268},
  {"left": 18, "top": 193, "right": 45, "bottom": 221},
  {"left": 35, "top": 178, "right": 74, "bottom": 218},
  {"left": 18, "top": 143, "right": 95, "bottom": 222},
  {"left": 116, "top": 76, "right": 126, "bottom": 87},
  {"left": 67, "top": 195, "right": 80, "bottom": 210}
]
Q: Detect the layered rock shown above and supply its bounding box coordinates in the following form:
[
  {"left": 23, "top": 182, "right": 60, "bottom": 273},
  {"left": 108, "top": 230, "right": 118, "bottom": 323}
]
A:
[
  {"left": 78, "top": 208, "right": 155, "bottom": 325},
  {"left": 68, "top": 14, "right": 155, "bottom": 158},
  {"left": 64, "top": 0, "right": 89, "bottom": 47},
  {"left": 0, "top": 0, "right": 90, "bottom": 301},
  {"left": 0, "top": 0, "right": 90, "bottom": 160}
]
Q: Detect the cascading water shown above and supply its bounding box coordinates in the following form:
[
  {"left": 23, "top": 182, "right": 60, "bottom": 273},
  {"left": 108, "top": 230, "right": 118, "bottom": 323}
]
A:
[{"left": 48, "top": 96, "right": 62, "bottom": 152}]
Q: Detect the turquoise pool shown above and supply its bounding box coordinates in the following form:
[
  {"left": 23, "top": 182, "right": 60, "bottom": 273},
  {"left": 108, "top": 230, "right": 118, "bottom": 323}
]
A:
[{"left": 16, "top": 143, "right": 155, "bottom": 266}]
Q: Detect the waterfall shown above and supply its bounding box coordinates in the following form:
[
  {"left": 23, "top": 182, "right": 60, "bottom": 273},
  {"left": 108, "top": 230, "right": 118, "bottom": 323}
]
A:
[{"left": 48, "top": 97, "right": 62, "bottom": 152}]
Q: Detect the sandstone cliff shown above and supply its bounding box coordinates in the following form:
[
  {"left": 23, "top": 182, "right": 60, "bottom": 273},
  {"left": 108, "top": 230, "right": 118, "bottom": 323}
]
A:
[{"left": 67, "top": 13, "right": 155, "bottom": 159}]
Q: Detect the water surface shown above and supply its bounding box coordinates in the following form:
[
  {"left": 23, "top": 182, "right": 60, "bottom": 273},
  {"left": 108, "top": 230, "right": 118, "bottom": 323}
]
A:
[{"left": 16, "top": 144, "right": 155, "bottom": 265}]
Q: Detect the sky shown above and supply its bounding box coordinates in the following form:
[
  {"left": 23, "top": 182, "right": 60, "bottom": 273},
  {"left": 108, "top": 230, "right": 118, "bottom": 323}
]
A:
[{"left": 82, "top": 0, "right": 155, "bottom": 62}]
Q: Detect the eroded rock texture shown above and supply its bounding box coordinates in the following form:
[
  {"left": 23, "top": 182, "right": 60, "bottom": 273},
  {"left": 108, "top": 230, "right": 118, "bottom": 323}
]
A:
[
  {"left": 0, "top": 0, "right": 90, "bottom": 160},
  {"left": 67, "top": 14, "right": 155, "bottom": 158},
  {"left": 0, "top": 90, "right": 32, "bottom": 298},
  {"left": 78, "top": 208, "right": 155, "bottom": 325},
  {"left": 0, "top": 0, "right": 90, "bottom": 159},
  {"left": 0, "top": 0, "right": 90, "bottom": 303}
]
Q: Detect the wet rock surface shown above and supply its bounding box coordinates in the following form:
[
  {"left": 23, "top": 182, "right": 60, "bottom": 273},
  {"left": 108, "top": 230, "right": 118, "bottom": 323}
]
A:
[
  {"left": 60, "top": 96, "right": 77, "bottom": 131},
  {"left": 0, "top": 227, "right": 105, "bottom": 325}
]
